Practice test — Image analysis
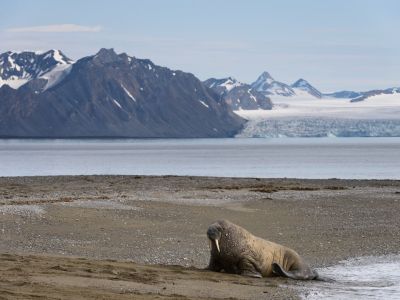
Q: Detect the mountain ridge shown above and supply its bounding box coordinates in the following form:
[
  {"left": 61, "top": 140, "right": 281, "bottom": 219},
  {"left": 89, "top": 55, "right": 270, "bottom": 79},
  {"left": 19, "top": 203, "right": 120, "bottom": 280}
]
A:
[
  {"left": 0, "top": 49, "right": 73, "bottom": 90},
  {"left": 205, "top": 71, "right": 399, "bottom": 103},
  {"left": 203, "top": 77, "right": 272, "bottom": 110},
  {"left": 1, "top": 49, "right": 397, "bottom": 103},
  {"left": 250, "top": 71, "right": 296, "bottom": 97},
  {"left": 0, "top": 48, "right": 244, "bottom": 138}
]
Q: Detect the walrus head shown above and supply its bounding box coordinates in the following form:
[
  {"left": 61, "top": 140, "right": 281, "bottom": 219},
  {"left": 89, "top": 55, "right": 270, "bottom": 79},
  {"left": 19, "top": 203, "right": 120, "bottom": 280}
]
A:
[{"left": 207, "top": 223, "right": 223, "bottom": 253}]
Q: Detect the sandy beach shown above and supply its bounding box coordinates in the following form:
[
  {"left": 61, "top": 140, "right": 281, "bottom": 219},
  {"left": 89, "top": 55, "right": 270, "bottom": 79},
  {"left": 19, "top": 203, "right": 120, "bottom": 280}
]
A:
[{"left": 0, "top": 175, "right": 399, "bottom": 299}]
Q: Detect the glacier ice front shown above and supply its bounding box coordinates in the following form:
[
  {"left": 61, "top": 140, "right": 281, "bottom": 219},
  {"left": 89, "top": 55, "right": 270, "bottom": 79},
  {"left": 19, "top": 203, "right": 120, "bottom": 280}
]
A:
[
  {"left": 235, "top": 93, "right": 400, "bottom": 137},
  {"left": 236, "top": 117, "right": 400, "bottom": 138}
]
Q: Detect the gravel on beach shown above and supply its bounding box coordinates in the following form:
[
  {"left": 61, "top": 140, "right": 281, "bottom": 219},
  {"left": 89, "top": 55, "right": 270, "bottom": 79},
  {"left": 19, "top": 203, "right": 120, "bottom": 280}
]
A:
[{"left": 0, "top": 175, "right": 399, "bottom": 299}]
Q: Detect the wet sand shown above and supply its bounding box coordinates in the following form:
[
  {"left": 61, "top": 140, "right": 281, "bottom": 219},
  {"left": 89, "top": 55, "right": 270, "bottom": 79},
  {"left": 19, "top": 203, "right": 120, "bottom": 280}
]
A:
[{"left": 0, "top": 175, "right": 399, "bottom": 299}]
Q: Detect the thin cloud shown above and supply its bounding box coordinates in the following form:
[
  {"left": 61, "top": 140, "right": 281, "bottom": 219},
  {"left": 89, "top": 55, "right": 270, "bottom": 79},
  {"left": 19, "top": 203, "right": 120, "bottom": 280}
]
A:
[{"left": 5, "top": 24, "right": 102, "bottom": 33}]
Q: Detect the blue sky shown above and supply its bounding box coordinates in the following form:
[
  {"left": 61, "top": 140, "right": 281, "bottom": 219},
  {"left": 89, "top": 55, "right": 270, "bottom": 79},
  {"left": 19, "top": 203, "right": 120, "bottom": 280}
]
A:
[{"left": 1, "top": 0, "right": 399, "bottom": 92}]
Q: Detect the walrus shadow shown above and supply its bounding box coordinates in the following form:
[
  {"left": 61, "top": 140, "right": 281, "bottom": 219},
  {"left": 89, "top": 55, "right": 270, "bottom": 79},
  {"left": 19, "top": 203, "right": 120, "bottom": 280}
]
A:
[{"left": 313, "top": 275, "right": 336, "bottom": 283}]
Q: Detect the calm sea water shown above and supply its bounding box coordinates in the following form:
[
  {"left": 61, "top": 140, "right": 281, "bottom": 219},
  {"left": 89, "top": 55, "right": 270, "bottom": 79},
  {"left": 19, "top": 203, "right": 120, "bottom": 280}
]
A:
[
  {"left": 303, "top": 255, "right": 400, "bottom": 300},
  {"left": 0, "top": 137, "right": 400, "bottom": 178}
]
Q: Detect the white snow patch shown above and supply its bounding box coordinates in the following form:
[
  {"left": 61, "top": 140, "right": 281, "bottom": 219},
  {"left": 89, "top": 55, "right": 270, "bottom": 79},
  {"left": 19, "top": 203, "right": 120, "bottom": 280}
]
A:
[
  {"left": 121, "top": 84, "right": 136, "bottom": 102},
  {"left": 52, "top": 50, "right": 67, "bottom": 64},
  {"left": 199, "top": 100, "right": 209, "bottom": 108},
  {"left": 113, "top": 99, "right": 122, "bottom": 108},
  {"left": 0, "top": 77, "right": 30, "bottom": 89},
  {"left": 7, "top": 55, "right": 16, "bottom": 68},
  {"left": 221, "top": 78, "right": 242, "bottom": 92},
  {"left": 148, "top": 64, "right": 152, "bottom": 70},
  {"left": 249, "top": 94, "right": 257, "bottom": 102},
  {"left": 172, "top": 72, "right": 176, "bottom": 76},
  {"left": 40, "top": 63, "right": 73, "bottom": 91}
]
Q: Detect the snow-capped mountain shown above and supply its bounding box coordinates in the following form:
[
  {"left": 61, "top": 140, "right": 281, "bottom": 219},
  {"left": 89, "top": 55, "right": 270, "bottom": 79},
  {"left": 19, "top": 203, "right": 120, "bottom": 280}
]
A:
[
  {"left": 204, "top": 77, "right": 272, "bottom": 110},
  {"left": 203, "top": 77, "right": 244, "bottom": 95},
  {"left": 0, "top": 50, "right": 73, "bottom": 90},
  {"left": 205, "top": 72, "right": 324, "bottom": 111},
  {"left": 350, "top": 87, "right": 400, "bottom": 102},
  {"left": 324, "top": 88, "right": 400, "bottom": 102},
  {"left": 291, "top": 78, "right": 322, "bottom": 98},
  {"left": 251, "top": 71, "right": 295, "bottom": 97},
  {"left": 0, "top": 48, "right": 244, "bottom": 138}
]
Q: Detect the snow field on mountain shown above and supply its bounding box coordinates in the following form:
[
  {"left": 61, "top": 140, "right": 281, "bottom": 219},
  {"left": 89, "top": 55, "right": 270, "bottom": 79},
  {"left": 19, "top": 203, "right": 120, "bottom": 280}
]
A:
[
  {"left": 235, "top": 93, "right": 400, "bottom": 120},
  {"left": 41, "top": 64, "right": 73, "bottom": 91}
]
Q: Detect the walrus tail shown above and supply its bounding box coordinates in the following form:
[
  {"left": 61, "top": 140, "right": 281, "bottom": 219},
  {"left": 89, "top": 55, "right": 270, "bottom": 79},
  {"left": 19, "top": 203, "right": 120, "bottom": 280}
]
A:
[{"left": 271, "top": 263, "right": 319, "bottom": 280}]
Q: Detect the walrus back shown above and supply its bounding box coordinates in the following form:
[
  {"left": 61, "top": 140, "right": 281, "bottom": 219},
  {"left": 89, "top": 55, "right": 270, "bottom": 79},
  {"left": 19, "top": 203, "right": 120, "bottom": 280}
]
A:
[{"left": 231, "top": 225, "right": 304, "bottom": 277}]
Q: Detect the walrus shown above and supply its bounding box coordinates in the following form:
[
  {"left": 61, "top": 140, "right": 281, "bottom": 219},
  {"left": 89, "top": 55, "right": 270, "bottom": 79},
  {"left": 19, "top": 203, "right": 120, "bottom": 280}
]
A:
[{"left": 206, "top": 220, "right": 318, "bottom": 280}]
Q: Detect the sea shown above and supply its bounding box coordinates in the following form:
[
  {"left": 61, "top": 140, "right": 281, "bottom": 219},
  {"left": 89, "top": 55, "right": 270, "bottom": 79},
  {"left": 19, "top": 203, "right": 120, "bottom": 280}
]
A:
[
  {"left": 302, "top": 255, "right": 400, "bottom": 300},
  {"left": 0, "top": 137, "right": 399, "bottom": 179}
]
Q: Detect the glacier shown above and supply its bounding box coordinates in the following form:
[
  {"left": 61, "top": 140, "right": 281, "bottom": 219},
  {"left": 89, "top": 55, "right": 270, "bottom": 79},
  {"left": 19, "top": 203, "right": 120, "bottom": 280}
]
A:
[
  {"left": 236, "top": 93, "right": 400, "bottom": 137},
  {"left": 236, "top": 118, "right": 400, "bottom": 138}
]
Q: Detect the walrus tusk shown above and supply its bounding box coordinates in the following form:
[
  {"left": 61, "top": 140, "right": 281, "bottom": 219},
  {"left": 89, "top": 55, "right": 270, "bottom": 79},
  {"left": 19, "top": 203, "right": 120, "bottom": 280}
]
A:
[
  {"left": 215, "top": 239, "right": 220, "bottom": 253},
  {"left": 208, "top": 239, "right": 212, "bottom": 250}
]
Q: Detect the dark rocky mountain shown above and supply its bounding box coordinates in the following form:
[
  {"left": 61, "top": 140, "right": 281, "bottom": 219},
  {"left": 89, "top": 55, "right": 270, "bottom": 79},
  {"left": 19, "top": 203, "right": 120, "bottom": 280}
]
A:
[
  {"left": 251, "top": 71, "right": 295, "bottom": 97},
  {"left": 324, "top": 90, "right": 362, "bottom": 99},
  {"left": 204, "top": 77, "right": 272, "bottom": 110},
  {"left": 291, "top": 78, "right": 322, "bottom": 98},
  {"left": 0, "top": 48, "right": 244, "bottom": 138}
]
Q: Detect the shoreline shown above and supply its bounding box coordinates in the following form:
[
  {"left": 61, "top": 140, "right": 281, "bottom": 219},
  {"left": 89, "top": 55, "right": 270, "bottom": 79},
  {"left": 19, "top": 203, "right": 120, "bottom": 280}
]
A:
[{"left": 1, "top": 175, "right": 399, "bottom": 299}]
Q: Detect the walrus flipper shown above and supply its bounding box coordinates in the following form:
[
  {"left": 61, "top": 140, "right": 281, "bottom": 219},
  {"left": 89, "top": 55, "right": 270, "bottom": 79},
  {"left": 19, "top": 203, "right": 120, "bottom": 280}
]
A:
[
  {"left": 241, "top": 270, "right": 262, "bottom": 278},
  {"left": 206, "top": 257, "right": 223, "bottom": 272},
  {"left": 238, "top": 258, "right": 262, "bottom": 278},
  {"left": 272, "top": 263, "right": 317, "bottom": 280}
]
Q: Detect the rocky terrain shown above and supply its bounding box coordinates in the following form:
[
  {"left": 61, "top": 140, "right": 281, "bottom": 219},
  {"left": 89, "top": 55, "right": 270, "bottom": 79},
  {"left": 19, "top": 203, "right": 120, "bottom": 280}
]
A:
[{"left": 0, "top": 175, "right": 399, "bottom": 299}]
